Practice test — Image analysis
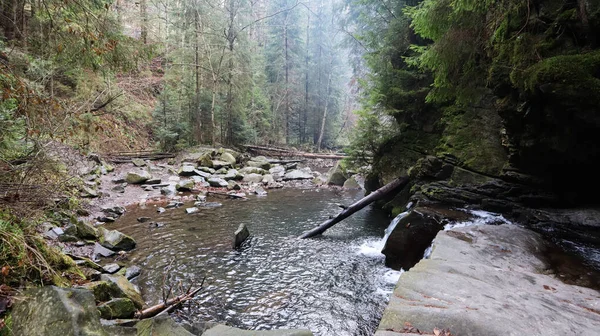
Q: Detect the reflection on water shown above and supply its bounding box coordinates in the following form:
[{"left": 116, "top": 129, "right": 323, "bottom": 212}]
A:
[{"left": 108, "top": 188, "right": 400, "bottom": 336}]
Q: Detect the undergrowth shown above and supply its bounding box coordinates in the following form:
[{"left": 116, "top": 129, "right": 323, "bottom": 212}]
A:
[{"left": 0, "top": 212, "right": 80, "bottom": 288}]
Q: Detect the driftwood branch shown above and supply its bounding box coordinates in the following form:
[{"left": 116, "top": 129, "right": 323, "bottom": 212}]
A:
[
  {"left": 299, "top": 177, "right": 409, "bottom": 238},
  {"left": 135, "top": 277, "right": 206, "bottom": 319}
]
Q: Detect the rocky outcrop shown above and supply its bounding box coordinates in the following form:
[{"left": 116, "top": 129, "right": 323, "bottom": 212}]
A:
[
  {"left": 375, "top": 224, "right": 600, "bottom": 335},
  {"left": 382, "top": 206, "right": 470, "bottom": 270}
]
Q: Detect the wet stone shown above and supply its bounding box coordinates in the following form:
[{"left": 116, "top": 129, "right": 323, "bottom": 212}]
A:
[
  {"left": 103, "top": 263, "right": 121, "bottom": 274},
  {"left": 125, "top": 266, "right": 141, "bottom": 280},
  {"left": 186, "top": 207, "right": 199, "bottom": 214}
]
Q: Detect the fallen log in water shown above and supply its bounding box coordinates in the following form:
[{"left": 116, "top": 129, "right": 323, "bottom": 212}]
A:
[
  {"left": 299, "top": 177, "right": 409, "bottom": 239},
  {"left": 134, "top": 279, "right": 204, "bottom": 319}
]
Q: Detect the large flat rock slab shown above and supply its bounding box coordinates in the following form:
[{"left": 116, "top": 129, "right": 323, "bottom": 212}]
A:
[{"left": 376, "top": 224, "right": 600, "bottom": 336}]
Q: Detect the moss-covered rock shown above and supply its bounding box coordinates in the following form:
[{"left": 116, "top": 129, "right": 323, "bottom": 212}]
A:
[
  {"left": 125, "top": 171, "right": 151, "bottom": 184},
  {"left": 75, "top": 221, "right": 98, "bottom": 240},
  {"left": 100, "top": 274, "right": 145, "bottom": 309},
  {"left": 97, "top": 298, "right": 136, "bottom": 319},
  {"left": 197, "top": 152, "right": 214, "bottom": 168},
  {"left": 326, "top": 162, "right": 347, "bottom": 186},
  {"left": 81, "top": 281, "right": 125, "bottom": 303},
  {"left": 10, "top": 286, "right": 108, "bottom": 336},
  {"left": 100, "top": 228, "right": 136, "bottom": 251}
]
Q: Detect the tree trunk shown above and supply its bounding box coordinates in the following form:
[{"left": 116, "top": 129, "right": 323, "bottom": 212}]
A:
[
  {"left": 316, "top": 58, "right": 333, "bottom": 152},
  {"left": 141, "top": 0, "right": 148, "bottom": 44},
  {"left": 299, "top": 177, "right": 409, "bottom": 239}
]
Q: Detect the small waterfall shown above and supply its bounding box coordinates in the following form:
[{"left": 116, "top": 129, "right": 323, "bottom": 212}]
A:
[{"left": 357, "top": 209, "right": 411, "bottom": 257}]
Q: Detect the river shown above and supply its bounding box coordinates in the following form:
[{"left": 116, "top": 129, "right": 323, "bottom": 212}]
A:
[{"left": 108, "top": 188, "right": 402, "bottom": 336}]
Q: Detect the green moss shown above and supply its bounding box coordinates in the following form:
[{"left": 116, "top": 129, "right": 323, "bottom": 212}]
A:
[
  {"left": 520, "top": 51, "right": 600, "bottom": 106},
  {"left": 436, "top": 106, "right": 507, "bottom": 176}
]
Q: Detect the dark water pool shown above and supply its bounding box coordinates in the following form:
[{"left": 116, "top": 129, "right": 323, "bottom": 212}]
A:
[{"left": 108, "top": 188, "right": 401, "bottom": 336}]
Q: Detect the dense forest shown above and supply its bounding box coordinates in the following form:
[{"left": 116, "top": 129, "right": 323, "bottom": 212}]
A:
[{"left": 1, "top": 0, "right": 356, "bottom": 155}]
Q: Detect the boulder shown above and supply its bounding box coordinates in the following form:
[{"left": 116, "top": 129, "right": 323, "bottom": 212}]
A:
[
  {"left": 98, "top": 298, "right": 136, "bottom": 319},
  {"left": 10, "top": 286, "right": 107, "bottom": 336},
  {"left": 240, "top": 167, "right": 266, "bottom": 175},
  {"left": 126, "top": 171, "right": 151, "bottom": 184},
  {"left": 178, "top": 165, "right": 198, "bottom": 177},
  {"left": 342, "top": 175, "right": 362, "bottom": 189},
  {"left": 219, "top": 152, "right": 237, "bottom": 165},
  {"left": 382, "top": 207, "right": 453, "bottom": 270},
  {"left": 375, "top": 224, "right": 600, "bottom": 336},
  {"left": 81, "top": 281, "right": 125, "bottom": 303},
  {"left": 283, "top": 169, "right": 313, "bottom": 180},
  {"left": 224, "top": 169, "right": 243, "bottom": 181},
  {"left": 208, "top": 177, "right": 229, "bottom": 188},
  {"left": 161, "top": 185, "right": 177, "bottom": 196},
  {"left": 74, "top": 221, "right": 98, "bottom": 239},
  {"left": 212, "top": 160, "right": 232, "bottom": 170},
  {"left": 246, "top": 160, "right": 271, "bottom": 170},
  {"left": 103, "top": 263, "right": 121, "bottom": 274},
  {"left": 262, "top": 174, "right": 275, "bottom": 185},
  {"left": 254, "top": 187, "right": 267, "bottom": 196},
  {"left": 131, "top": 159, "right": 146, "bottom": 167},
  {"left": 233, "top": 224, "right": 250, "bottom": 248},
  {"left": 100, "top": 228, "right": 136, "bottom": 251},
  {"left": 197, "top": 153, "right": 213, "bottom": 168},
  {"left": 243, "top": 173, "right": 264, "bottom": 183},
  {"left": 284, "top": 162, "right": 298, "bottom": 170},
  {"left": 227, "top": 181, "right": 242, "bottom": 190},
  {"left": 197, "top": 166, "right": 216, "bottom": 174},
  {"left": 101, "top": 274, "right": 145, "bottom": 309},
  {"left": 176, "top": 180, "right": 195, "bottom": 192},
  {"left": 94, "top": 242, "right": 116, "bottom": 258},
  {"left": 325, "top": 161, "right": 347, "bottom": 186},
  {"left": 203, "top": 325, "right": 313, "bottom": 336}
]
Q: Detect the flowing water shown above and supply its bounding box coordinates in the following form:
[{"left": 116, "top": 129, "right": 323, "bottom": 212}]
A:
[{"left": 108, "top": 188, "right": 402, "bottom": 336}]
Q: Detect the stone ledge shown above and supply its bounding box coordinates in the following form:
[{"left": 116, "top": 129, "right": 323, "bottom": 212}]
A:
[{"left": 375, "top": 224, "right": 600, "bottom": 336}]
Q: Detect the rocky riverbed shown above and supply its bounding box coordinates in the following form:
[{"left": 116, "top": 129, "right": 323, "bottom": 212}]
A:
[{"left": 7, "top": 146, "right": 365, "bottom": 336}]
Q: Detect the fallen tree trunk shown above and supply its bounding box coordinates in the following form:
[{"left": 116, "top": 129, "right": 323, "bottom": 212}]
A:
[
  {"left": 244, "top": 145, "right": 348, "bottom": 160},
  {"left": 207, "top": 191, "right": 248, "bottom": 200},
  {"left": 134, "top": 282, "right": 204, "bottom": 319},
  {"left": 299, "top": 177, "right": 409, "bottom": 239}
]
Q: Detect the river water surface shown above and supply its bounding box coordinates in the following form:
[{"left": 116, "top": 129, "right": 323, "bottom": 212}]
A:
[{"left": 108, "top": 188, "right": 401, "bottom": 336}]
